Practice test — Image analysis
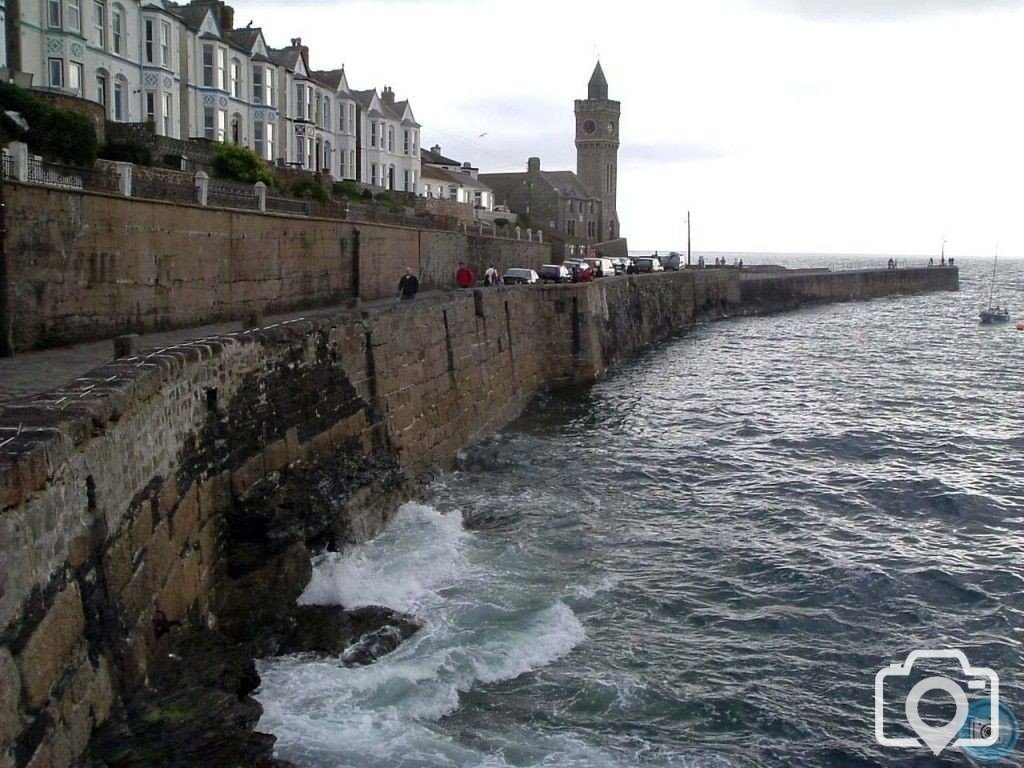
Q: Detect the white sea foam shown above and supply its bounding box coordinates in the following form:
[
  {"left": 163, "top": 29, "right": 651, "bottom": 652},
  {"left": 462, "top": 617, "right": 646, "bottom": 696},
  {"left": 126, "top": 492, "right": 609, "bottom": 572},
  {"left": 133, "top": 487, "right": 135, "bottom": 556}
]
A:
[
  {"left": 258, "top": 499, "right": 592, "bottom": 767},
  {"left": 298, "top": 502, "right": 467, "bottom": 613}
]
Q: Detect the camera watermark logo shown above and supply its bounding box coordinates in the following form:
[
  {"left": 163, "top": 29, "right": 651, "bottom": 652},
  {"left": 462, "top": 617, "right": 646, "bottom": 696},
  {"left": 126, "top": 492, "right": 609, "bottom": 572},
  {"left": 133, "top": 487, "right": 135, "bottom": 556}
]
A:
[{"left": 874, "top": 649, "right": 1017, "bottom": 758}]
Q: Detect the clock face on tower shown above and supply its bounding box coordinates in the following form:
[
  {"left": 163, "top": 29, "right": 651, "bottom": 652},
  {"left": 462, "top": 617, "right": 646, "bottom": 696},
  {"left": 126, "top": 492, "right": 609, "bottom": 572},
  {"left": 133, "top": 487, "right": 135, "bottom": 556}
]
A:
[{"left": 582, "top": 119, "right": 596, "bottom": 135}]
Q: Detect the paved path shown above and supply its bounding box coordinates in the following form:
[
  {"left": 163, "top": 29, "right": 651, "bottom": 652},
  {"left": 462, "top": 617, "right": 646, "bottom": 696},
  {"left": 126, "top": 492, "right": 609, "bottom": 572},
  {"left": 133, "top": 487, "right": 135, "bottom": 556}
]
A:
[{"left": 0, "top": 292, "right": 445, "bottom": 404}]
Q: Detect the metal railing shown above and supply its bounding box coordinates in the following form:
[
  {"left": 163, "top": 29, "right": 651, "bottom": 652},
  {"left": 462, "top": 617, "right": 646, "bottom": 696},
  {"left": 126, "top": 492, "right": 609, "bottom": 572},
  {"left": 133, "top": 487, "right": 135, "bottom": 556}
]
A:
[
  {"left": 132, "top": 172, "right": 195, "bottom": 205},
  {"left": 265, "top": 195, "right": 310, "bottom": 216},
  {"left": 207, "top": 178, "right": 260, "bottom": 211},
  {"left": 24, "top": 156, "right": 120, "bottom": 194}
]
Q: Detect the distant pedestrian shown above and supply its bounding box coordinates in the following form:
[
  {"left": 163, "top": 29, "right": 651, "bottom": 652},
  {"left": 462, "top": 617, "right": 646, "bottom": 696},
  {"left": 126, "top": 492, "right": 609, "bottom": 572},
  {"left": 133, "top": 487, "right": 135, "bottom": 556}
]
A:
[
  {"left": 929, "top": 257, "right": 934, "bottom": 266},
  {"left": 738, "top": 259, "right": 744, "bottom": 270},
  {"left": 940, "top": 254, "right": 946, "bottom": 266},
  {"left": 698, "top": 254, "right": 705, "bottom": 269},
  {"left": 456, "top": 261, "right": 475, "bottom": 289},
  {"left": 949, "top": 257, "right": 955, "bottom": 267},
  {"left": 397, "top": 267, "right": 419, "bottom": 300},
  {"left": 484, "top": 264, "right": 498, "bottom": 286}
]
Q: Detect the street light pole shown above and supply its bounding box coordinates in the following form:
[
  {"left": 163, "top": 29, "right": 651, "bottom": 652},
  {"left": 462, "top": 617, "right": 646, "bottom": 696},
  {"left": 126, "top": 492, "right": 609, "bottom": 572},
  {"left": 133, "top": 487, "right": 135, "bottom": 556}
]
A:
[{"left": 686, "top": 210, "right": 691, "bottom": 268}]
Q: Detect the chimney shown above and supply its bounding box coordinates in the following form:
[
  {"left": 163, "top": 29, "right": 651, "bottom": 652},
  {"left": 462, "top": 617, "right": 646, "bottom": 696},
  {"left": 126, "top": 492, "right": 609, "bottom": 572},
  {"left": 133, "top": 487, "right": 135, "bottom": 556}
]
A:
[
  {"left": 381, "top": 86, "right": 395, "bottom": 106},
  {"left": 431, "top": 144, "right": 441, "bottom": 155},
  {"left": 219, "top": 2, "right": 234, "bottom": 31},
  {"left": 290, "top": 37, "right": 301, "bottom": 47},
  {"left": 527, "top": 157, "right": 540, "bottom": 174}
]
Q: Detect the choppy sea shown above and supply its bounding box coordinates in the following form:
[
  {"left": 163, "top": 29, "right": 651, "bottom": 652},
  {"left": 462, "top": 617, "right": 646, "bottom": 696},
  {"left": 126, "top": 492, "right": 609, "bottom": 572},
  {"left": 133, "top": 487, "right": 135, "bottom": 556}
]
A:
[{"left": 256, "top": 254, "right": 1024, "bottom": 767}]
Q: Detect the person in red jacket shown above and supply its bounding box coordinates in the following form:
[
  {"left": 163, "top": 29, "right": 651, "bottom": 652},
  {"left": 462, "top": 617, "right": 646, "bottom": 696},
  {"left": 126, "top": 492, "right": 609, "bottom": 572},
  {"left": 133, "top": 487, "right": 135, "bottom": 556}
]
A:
[{"left": 455, "top": 262, "right": 476, "bottom": 289}]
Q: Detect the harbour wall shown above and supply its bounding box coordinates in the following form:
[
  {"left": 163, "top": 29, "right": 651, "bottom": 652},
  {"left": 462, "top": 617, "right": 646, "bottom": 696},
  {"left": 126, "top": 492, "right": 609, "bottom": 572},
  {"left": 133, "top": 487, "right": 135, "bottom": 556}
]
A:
[
  {"left": 0, "top": 265, "right": 957, "bottom": 768},
  {"left": 2, "top": 182, "right": 551, "bottom": 352}
]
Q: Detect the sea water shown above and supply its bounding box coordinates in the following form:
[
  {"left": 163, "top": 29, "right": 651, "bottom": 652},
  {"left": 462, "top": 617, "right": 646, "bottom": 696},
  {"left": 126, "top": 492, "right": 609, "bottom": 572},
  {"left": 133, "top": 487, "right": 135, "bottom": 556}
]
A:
[{"left": 256, "top": 255, "right": 1024, "bottom": 767}]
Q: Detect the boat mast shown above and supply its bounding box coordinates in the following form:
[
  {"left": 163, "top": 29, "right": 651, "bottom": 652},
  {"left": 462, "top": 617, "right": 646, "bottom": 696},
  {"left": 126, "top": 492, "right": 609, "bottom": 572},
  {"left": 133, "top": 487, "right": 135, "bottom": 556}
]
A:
[
  {"left": 988, "top": 246, "right": 999, "bottom": 309},
  {"left": 687, "top": 211, "right": 691, "bottom": 268}
]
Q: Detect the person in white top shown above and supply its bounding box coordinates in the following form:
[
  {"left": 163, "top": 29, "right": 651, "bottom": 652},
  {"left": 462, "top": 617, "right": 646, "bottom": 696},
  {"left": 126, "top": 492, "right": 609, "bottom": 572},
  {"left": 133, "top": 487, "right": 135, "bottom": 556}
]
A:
[{"left": 484, "top": 265, "right": 499, "bottom": 286}]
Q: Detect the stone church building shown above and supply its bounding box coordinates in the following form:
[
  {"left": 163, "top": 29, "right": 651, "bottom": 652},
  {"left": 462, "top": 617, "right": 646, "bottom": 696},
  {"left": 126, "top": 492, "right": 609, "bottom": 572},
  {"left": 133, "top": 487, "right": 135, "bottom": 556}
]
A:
[{"left": 480, "top": 62, "right": 626, "bottom": 258}]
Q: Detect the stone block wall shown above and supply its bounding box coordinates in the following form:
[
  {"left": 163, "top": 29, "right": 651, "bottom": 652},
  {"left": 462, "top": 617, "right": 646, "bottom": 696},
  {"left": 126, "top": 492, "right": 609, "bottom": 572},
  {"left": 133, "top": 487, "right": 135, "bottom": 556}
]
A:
[
  {"left": 2, "top": 183, "right": 553, "bottom": 351},
  {"left": 0, "top": 265, "right": 958, "bottom": 768}
]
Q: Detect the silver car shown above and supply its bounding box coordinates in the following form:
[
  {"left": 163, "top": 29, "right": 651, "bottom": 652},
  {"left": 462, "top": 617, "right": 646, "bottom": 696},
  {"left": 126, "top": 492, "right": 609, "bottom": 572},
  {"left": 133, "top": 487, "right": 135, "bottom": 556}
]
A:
[{"left": 504, "top": 268, "right": 539, "bottom": 285}]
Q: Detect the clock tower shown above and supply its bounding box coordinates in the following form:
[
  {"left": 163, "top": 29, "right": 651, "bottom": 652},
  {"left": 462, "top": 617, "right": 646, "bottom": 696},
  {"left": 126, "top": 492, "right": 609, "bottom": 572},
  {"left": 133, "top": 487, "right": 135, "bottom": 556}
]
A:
[{"left": 575, "top": 61, "right": 621, "bottom": 240}]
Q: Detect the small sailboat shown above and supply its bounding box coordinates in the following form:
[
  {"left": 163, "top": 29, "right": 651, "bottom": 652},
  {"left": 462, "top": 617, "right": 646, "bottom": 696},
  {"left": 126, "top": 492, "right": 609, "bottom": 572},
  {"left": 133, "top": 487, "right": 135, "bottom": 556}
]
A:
[{"left": 979, "top": 248, "right": 1010, "bottom": 324}]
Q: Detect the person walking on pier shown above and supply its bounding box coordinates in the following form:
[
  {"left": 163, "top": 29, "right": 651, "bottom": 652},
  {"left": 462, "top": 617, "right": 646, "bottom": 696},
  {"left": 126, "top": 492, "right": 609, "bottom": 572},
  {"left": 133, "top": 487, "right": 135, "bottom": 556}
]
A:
[
  {"left": 398, "top": 267, "right": 420, "bottom": 301},
  {"left": 456, "top": 262, "right": 476, "bottom": 289}
]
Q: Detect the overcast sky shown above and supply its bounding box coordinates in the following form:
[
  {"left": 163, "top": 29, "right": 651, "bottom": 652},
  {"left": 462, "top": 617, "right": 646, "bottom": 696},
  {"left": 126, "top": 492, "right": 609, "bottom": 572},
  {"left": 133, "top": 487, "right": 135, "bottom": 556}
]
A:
[{"left": 238, "top": 0, "right": 1024, "bottom": 256}]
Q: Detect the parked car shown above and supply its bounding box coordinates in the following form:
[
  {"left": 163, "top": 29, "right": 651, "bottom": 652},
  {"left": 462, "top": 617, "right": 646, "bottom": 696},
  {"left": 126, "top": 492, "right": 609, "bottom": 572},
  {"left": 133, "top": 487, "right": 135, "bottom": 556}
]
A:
[
  {"left": 634, "top": 257, "right": 664, "bottom": 273},
  {"left": 539, "top": 264, "right": 571, "bottom": 283},
  {"left": 504, "top": 268, "right": 539, "bottom": 285},
  {"left": 563, "top": 259, "right": 595, "bottom": 282},
  {"left": 584, "top": 257, "right": 616, "bottom": 277},
  {"left": 610, "top": 257, "right": 628, "bottom": 275},
  {"left": 662, "top": 252, "right": 684, "bottom": 271}
]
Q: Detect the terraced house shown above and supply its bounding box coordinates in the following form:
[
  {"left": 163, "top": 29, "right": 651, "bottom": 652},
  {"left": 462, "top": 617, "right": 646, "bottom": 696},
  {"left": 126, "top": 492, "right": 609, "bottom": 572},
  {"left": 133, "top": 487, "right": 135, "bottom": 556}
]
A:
[{"left": 4, "top": 0, "right": 422, "bottom": 188}]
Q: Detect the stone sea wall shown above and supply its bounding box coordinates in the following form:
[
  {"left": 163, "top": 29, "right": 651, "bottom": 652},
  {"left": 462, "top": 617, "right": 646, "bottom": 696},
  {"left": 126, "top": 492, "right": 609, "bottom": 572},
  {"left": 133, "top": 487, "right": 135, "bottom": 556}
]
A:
[
  {"left": 0, "top": 265, "right": 957, "bottom": 768},
  {"left": 3, "top": 183, "right": 552, "bottom": 351}
]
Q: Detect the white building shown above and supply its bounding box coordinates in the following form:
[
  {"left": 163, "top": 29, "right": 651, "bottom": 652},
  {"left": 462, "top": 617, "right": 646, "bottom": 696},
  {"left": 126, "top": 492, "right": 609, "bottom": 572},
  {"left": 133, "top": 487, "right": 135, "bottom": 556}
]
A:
[
  {"left": 6, "top": 0, "right": 422, "bottom": 183},
  {"left": 420, "top": 145, "right": 494, "bottom": 211}
]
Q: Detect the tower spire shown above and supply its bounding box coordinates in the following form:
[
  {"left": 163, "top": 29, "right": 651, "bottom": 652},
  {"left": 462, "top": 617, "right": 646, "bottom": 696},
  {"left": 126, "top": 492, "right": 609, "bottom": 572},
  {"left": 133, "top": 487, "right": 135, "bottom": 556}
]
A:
[{"left": 588, "top": 61, "right": 608, "bottom": 100}]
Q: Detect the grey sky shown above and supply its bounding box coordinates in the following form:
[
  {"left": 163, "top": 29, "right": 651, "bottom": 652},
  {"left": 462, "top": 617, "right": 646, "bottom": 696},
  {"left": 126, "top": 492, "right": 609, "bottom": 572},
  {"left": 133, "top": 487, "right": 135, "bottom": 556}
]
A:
[{"left": 240, "top": 0, "right": 1024, "bottom": 255}]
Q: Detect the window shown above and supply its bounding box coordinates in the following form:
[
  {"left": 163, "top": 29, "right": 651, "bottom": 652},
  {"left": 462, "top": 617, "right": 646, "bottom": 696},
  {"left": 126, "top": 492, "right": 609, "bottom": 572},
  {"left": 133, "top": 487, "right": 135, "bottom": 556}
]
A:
[
  {"left": 160, "top": 22, "right": 171, "bottom": 66},
  {"left": 217, "top": 109, "right": 226, "bottom": 141},
  {"left": 339, "top": 148, "right": 346, "bottom": 178},
  {"left": 370, "top": 121, "right": 377, "bottom": 148},
  {"left": 339, "top": 103, "right": 345, "bottom": 133},
  {"left": 252, "top": 66, "right": 263, "bottom": 103},
  {"left": 47, "top": 0, "right": 61, "bottom": 28},
  {"left": 403, "top": 129, "right": 409, "bottom": 155},
  {"left": 202, "top": 44, "right": 214, "bottom": 87},
  {"left": 411, "top": 170, "right": 416, "bottom": 190},
  {"left": 144, "top": 19, "right": 155, "bottom": 63},
  {"left": 607, "top": 163, "right": 613, "bottom": 193},
  {"left": 217, "top": 49, "right": 227, "bottom": 90},
  {"left": 266, "top": 123, "right": 275, "bottom": 161},
  {"left": 145, "top": 91, "right": 155, "bottom": 123},
  {"left": 294, "top": 84, "right": 304, "bottom": 119},
  {"left": 387, "top": 126, "right": 394, "bottom": 152},
  {"left": 67, "top": 0, "right": 81, "bottom": 32},
  {"left": 162, "top": 92, "right": 172, "bottom": 136},
  {"left": 412, "top": 130, "right": 417, "bottom": 156},
  {"left": 323, "top": 140, "right": 331, "bottom": 170},
  {"left": 266, "top": 70, "right": 274, "bottom": 107},
  {"left": 93, "top": 0, "right": 105, "bottom": 48},
  {"left": 371, "top": 163, "right": 378, "bottom": 186},
  {"left": 112, "top": 6, "right": 123, "bottom": 54},
  {"left": 403, "top": 169, "right": 410, "bottom": 192},
  {"left": 348, "top": 149, "right": 355, "bottom": 179},
  {"left": 448, "top": 185, "right": 457, "bottom": 202},
  {"left": 96, "top": 72, "right": 108, "bottom": 110},
  {"left": 113, "top": 77, "right": 126, "bottom": 120},
  {"left": 348, "top": 104, "right": 355, "bottom": 133},
  {"left": 48, "top": 58, "right": 63, "bottom": 88},
  {"left": 66, "top": 61, "right": 82, "bottom": 94},
  {"left": 231, "top": 115, "right": 240, "bottom": 144},
  {"left": 253, "top": 120, "right": 264, "bottom": 158},
  {"left": 203, "top": 106, "right": 215, "bottom": 139},
  {"left": 305, "top": 137, "right": 313, "bottom": 169},
  {"left": 323, "top": 99, "right": 331, "bottom": 130},
  {"left": 230, "top": 59, "right": 240, "bottom": 98}
]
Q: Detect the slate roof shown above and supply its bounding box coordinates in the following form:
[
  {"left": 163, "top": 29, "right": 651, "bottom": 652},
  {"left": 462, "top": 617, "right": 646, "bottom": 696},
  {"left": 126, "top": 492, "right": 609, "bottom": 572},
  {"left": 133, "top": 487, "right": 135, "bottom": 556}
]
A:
[
  {"left": 314, "top": 68, "right": 347, "bottom": 90},
  {"left": 588, "top": 61, "right": 608, "bottom": 99},
  {"left": 421, "top": 165, "right": 493, "bottom": 191},
  {"left": 479, "top": 169, "right": 597, "bottom": 200},
  {"left": 421, "top": 148, "right": 461, "bottom": 166}
]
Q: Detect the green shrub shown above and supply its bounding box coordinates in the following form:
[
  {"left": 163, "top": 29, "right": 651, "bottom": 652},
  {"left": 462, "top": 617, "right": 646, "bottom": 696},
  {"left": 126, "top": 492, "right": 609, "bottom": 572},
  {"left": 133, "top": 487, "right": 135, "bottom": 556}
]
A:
[
  {"left": 99, "top": 137, "right": 152, "bottom": 166},
  {"left": 0, "top": 81, "right": 97, "bottom": 166},
  {"left": 211, "top": 142, "right": 273, "bottom": 185},
  {"left": 290, "top": 176, "right": 329, "bottom": 202},
  {"left": 360, "top": 187, "right": 373, "bottom": 200},
  {"left": 332, "top": 180, "right": 363, "bottom": 200}
]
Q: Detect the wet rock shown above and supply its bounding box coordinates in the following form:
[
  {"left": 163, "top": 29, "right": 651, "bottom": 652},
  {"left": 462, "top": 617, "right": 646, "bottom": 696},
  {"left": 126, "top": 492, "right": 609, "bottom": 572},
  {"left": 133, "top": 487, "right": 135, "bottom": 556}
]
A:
[
  {"left": 89, "top": 628, "right": 294, "bottom": 768},
  {"left": 278, "top": 605, "right": 421, "bottom": 662}
]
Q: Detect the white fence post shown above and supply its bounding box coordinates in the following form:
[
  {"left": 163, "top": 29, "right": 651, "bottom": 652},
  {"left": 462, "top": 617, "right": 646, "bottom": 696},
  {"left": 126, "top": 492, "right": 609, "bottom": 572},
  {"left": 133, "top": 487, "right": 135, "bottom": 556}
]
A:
[
  {"left": 115, "top": 162, "right": 132, "bottom": 197},
  {"left": 194, "top": 171, "right": 209, "bottom": 206},
  {"left": 515, "top": 226, "right": 521, "bottom": 241},
  {"left": 254, "top": 181, "right": 267, "bottom": 212},
  {"left": 538, "top": 230, "right": 543, "bottom": 243},
  {"left": 527, "top": 228, "right": 533, "bottom": 242},
  {"left": 9, "top": 142, "right": 28, "bottom": 182}
]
